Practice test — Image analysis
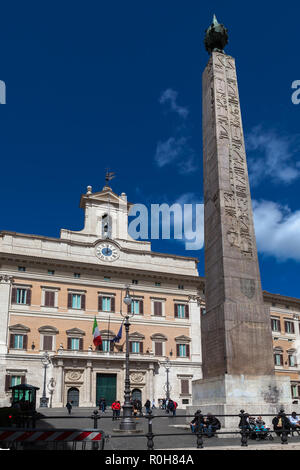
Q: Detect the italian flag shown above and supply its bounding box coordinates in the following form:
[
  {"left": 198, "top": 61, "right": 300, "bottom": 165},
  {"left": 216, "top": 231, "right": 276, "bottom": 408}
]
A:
[{"left": 92, "top": 317, "right": 102, "bottom": 347}]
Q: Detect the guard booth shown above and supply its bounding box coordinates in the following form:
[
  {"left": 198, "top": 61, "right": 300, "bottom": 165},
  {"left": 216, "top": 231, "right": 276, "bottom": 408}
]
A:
[{"left": 10, "top": 384, "right": 40, "bottom": 412}]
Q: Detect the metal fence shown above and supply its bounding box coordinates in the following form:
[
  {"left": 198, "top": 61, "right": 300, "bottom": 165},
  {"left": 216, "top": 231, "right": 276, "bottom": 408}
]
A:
[{"left": 1, "top": 408, "right": 299, "bottom": 450}]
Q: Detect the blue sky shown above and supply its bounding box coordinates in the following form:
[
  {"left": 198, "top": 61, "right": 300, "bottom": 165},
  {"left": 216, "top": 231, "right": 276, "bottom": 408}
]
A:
[{"left": 0, "top": 1, "right": 299, "bottom": 298}]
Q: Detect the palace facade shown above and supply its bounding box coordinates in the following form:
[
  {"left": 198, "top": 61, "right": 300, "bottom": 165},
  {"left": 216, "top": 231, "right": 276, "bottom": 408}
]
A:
[{"left": 0, "top": 185, "right": 299, "bottom": 408}]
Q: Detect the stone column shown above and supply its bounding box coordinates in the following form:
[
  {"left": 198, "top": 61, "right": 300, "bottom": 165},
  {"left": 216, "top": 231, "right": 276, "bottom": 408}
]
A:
[{"left": 0, "top": 275, "right": 13, "bottom": 354}]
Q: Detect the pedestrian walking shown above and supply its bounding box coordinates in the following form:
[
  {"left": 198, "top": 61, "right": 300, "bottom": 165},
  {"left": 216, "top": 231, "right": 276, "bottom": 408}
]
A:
[
  {"left": 66, "top": 401, "right": 72, "bottom": 414},
  {"left": 152, "top": 399, "right": 156, "bottom": 409},
  {"left": 144, "top": 399, "right": 151, "bottom": 414}
]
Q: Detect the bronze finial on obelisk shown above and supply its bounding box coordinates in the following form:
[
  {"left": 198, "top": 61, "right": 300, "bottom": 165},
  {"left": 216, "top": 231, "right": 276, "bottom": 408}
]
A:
[{"left": 204, "top": 14, "right": 229, "bottom": 54}]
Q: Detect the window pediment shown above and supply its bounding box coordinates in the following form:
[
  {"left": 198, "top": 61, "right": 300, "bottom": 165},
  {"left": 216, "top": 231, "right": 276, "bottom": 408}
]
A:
[
  {"left": 9, "top": 324, "right": 30, "bottom": 333},
  {"left": 38, "top": 325, "right": 59, "bottom": 334}
]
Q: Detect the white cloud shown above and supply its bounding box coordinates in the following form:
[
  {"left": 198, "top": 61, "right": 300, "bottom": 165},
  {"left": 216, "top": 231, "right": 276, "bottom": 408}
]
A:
[
  {"left": 159, "top": 88, "right": 189, "bottom": 119},
  {"left": 154, "top": 136, "right": 197, "bottom": 174},
  {"left": 246, "top": 126, "right": 300, "bottom": 185},
  {"left": 253, "top": 200, "right": 300, "bottom": 262}
]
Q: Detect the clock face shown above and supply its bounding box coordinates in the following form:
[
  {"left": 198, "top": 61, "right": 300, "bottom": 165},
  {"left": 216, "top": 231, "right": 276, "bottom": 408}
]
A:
[{"left": 95, "top": 242, "right": 120, "bottom": 262}]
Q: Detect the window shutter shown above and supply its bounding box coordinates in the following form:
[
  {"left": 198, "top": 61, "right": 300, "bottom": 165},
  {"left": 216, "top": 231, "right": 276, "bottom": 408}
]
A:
[
  {"left": 45, "top": 291, "right": 55, "bottom": 307},
  {"left": 174, "top": 304, "right": 178, "bottom": 318},
  {"left": 111, "top": 297, "right": 115, "bottom": 313},
  {"left": 155, "top": 342, "right": 163, "bottom": 356},
  {"left": 43, "top": 336, "right": 53, "bottom": 351},
  {"left": 280, "top": 354, "right": 283, "bottom": 366},
  {"left": 291, "top": 322, "right": 295, "bottom": 334},
  {"left": 129, "top": 342, "right": 132, "bottom": 353},
  {"left": 186, "top": 344, "right": 190, "bottom": 357},
  {"left": 98, "top": 296, "right": 103, "bottom": 311},
  {"left": 5, "top": 375, "right": 11, "bottom": 391},
  {"left": 9, "top": 334, "right": 15, "bottom": 348},
  {"left": 140, "top": 342, "right": 143, "bottom": 354},
  {"left": 11, "top": 288, "right": 17, "bottom": 304},
  {"left": 21, "top": 376, "right": 26, "bottom": 385},
  {"left": 176, "top": 344, "right": 180, "bottom": 356},
  {"left": 68, "top": 293, "right": 72, "bottom": 308},
  {"left": 79, "top": 338, "right": 83, "bottom": 351},
  {"left": 139, "top": 301, "right": 143, "bottom": 315},
  {"left": 23, "top": 335, "right": 28, "bottom": 350},
  {"left": 67, "top": 338, "right": 72, "bottom": 350},
  {"left": 81, "top": 294, "right": 86, "bottom": 310},
  {"left": 181, "top": 380, "right": 189, "bottom": 394},
  {"left": 185, "top": 304, "right": 189, "bottom": 319},
  {"left": 154, "top": 302, "right": 162, "bottom": 316},
  {"left": 127, "top": 303, "right": 131, "bottom": 314},
  {"left": 26, "top": 289, "right": 31, "bottom": 306},
  {"left": 298, "top": 385, "right": 300, "bottom": 398}
]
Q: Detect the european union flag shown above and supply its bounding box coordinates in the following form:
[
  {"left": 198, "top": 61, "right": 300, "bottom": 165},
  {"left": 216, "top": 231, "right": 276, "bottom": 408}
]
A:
[{"left": 111, "top": 323, "right": 123, "bottom": 343}]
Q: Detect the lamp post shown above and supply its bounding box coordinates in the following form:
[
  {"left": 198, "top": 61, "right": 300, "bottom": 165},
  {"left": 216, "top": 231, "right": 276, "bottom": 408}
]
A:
[
  {"left": 163, "top": 357, "right": 172, "bottom": 401},
  {"left": 119, "top": 286, "right": 137, "bottom": 431},
  {"left": 40, "top": 352, "right": 51, "bottom": 408}
]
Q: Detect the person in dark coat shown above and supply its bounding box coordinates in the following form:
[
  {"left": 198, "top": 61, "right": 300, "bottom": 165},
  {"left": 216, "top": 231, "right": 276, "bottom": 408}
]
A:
[
  {"left": 66, "top": 401, "right": 72, "bottom": 414},
  {"left": 190, "top": 410, "right": 204, "bottom": 433},
  {"left": 204, "top": 413, "right": 221, "bottom": 437},
  {"left": 272, "top": 412, "right": 291, "bottom": 436},
  {"left": 144, "top": 399, "right": 151, "bottom": 414}
]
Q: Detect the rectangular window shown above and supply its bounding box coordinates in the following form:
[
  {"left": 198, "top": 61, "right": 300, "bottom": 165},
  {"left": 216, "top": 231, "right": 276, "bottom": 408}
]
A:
[
  {"left": 18, "top": 266, "right": 26, "bottom": 272},
  {"left": 132, "top": 280, "right": 138, "bottom": 285},
  {"left": 74, "top": 273, "right": 80, "bottom": 278},
  {"left": 285, "top": 321, "right": 295, "bottom": 334},
  {"left": 11, "top": 376, "right": 22, "bottom": 387},
  {"left": 16, "top": 289, "right": 27, "bottom": 305},
  {"left": 271, "top": 318, "right": 280, "bottom": 332},
  {"left": 291, "top": 385, "right": 298, "bottom": 398},
  {"left": 102, "top": 297, "right": 111, "bottom": 312},
  {"left": 153, "top": 301, "right": 162, "bottom": 316},
  {"left": 178, "top": 285, "right": 184, "bottom": 290},
  {"left": 274, "top": 354, "right": 283, "bottom": 366},
  {"left": 289, "top": 355, "right": 296, "bottom": 367},
  {"left": 71, "top": 338, "right": 80, "bottom": 350},
  {"left": 181, "top": 380, "right": 189, "bottom": 395},
  {"left": 177, "top": 344, "right": 190, "bottom": 358},
  {"left": 104, "top": 277, "right": 111, "bottom": 281},
  {"left": 14, "top": 335, "right": 24, "bottom": 349},
  {"left": 72, "top": 294, "right": 81, "bottom": 309},
  {"left": 201, "top": 308, "right": 206, "bottom": 315},
  {"left": 102, "top": 340, "right": 111, "bottom": 352},
  {"left": 44, "top": 290, "right": 55, "bottom": 307},
  {"left": 155, "top": 282, "right": 161, "bottom": 287},
  {"left": 131, "top": 342, "right": 140, "bottom": 353},
  {"left": 131, "top": 300, "right": 141, "bottom": 315},
  {"left": 177, "top": 304, "right": 185, "bottom": 318},
  {"left": 43, "top": 335, "right": 53, "bottom": 351},
  {"left": 48, "top": 270, "right": 55, "bottom": 276},
  {"left": 154, "top": 342, "right": 163, "bottom": 356}
]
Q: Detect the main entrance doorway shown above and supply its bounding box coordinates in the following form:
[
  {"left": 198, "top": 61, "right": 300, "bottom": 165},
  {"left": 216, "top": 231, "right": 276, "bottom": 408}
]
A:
[
  {"left": 67, "top": 387, "right": 79, "bottom": 407},
  {"left": 131, "top": 389, "right": 142, "bottom": 402},
  {"left": 96, "top": 374, "right": 117, "bottom": 407}
]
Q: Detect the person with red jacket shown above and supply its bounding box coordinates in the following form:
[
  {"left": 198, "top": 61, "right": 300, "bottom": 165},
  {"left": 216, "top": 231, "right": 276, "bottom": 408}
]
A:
[{"left": 111, "top": 400, "right": 121, "bottom": 420}]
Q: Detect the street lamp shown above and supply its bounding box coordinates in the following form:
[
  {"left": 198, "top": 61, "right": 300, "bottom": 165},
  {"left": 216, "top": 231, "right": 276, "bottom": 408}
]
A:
[
  {"left": 119, "top": 286, "right": 137, "bottom": 431},
  {"left": 40, "top": 352, "right": 51, "bottom": 408},
  {"left": 162, "top": 357, "right": 172, "bottom": 401}
]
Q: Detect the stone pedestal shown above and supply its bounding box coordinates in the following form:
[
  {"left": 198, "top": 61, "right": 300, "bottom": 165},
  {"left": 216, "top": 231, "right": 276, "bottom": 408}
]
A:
[{"left": 188, "top": 374, "right": 292, "bottom": 433}]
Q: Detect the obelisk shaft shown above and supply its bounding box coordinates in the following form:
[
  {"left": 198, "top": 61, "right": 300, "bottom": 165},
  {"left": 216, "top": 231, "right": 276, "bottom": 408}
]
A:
[{"left": 202, "top": 52, "right": 274, "bottom": 378}]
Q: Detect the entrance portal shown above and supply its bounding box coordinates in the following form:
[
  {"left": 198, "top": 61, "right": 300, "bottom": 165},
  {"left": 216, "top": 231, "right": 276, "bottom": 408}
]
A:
[
  {"left": 96, "top": 374, "right": 116, "bottom": 407},
  {"left": 131, "top": 388, "right": 142, "bottom": 402},
  {"left": 67, "top": 387, "right": 79, "bottom": 407}
]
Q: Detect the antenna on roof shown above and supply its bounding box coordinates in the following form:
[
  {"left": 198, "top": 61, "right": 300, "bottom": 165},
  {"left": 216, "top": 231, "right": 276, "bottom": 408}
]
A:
[{"left": 105, "top": 169, "right": 116, "bottom": 185}]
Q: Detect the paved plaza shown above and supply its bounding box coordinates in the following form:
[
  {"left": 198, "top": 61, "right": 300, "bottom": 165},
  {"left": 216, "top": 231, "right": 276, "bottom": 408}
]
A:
[{"left": 28, "top": 407, "right": 300, "bottom": 451}]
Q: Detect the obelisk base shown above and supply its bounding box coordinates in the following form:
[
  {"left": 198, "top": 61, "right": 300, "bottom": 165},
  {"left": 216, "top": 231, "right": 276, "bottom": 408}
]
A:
[{"left": 187, "top": 375, "right": 293, "bottom": 436}]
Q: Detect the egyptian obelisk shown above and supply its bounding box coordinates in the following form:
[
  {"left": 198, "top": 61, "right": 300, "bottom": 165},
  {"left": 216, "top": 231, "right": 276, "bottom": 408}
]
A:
[{"left": 191, "top": 16, "right": 292, "bottom": 428}]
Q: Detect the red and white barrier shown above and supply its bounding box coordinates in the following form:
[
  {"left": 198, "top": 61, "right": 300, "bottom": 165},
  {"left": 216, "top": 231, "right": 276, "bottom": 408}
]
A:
[{"left": 0, "top": 428, "right": 103, "bottom": 442}]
